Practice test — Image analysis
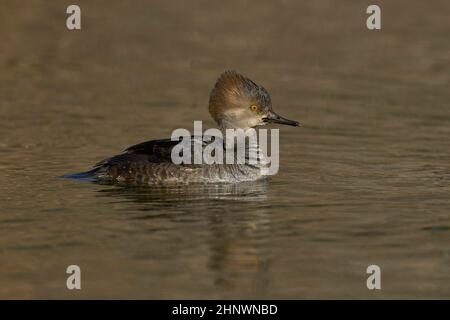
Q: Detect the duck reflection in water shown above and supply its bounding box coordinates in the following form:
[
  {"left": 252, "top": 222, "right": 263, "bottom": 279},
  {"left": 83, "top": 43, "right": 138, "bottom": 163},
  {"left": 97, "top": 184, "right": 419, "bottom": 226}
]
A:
[
  {"left": 94, "top": 180, "right": 273, "bottom": 296},
  {"left": 94, "top": 179, "right": 269, "bottom": 204}
]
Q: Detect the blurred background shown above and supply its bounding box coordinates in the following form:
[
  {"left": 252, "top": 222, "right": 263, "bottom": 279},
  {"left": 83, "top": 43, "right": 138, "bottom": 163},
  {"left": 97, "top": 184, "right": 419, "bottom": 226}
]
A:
[{"left": 0, "top": 0, "right": 449, "bottom": 298}]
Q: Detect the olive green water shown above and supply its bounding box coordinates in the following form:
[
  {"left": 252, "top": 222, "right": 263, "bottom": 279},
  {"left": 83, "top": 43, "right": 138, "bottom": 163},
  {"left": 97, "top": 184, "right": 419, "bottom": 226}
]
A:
[{"left": 1, "top": 1, "right": 449, "bottom": 299}]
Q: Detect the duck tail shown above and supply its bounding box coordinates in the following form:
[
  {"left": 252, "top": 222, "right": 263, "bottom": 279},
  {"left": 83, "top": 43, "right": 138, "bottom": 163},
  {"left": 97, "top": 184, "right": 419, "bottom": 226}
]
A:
[{"left": 61, "top": 167, "right": 101, "bottom": 182}]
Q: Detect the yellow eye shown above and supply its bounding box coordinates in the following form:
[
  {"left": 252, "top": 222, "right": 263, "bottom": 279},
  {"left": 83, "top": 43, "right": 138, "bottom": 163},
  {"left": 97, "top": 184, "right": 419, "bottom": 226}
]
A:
[{"left": 249, "top": 105, "right": 259, "bottom": 112}]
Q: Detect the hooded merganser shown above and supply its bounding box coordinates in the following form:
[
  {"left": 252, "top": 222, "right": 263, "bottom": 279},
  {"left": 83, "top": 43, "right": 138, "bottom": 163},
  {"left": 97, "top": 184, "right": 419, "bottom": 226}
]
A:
[{"left": 68, "top": 71, "right": 299, "bottom": 184}]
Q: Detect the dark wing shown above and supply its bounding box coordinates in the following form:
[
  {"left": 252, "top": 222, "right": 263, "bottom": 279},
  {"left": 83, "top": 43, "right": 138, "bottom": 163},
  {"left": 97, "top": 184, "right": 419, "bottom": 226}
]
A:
[
  {"left": 94, "top": 138, "right": 181, "bottom": 169},
  {"left": 93, "top": 135, "right": 219, "bottom": 169},
  {"left": 123, "top": 138, "right": 181, "bottom": 161},
  {"left": 121, "top": 135, "right": 223, "bottom": 161}
]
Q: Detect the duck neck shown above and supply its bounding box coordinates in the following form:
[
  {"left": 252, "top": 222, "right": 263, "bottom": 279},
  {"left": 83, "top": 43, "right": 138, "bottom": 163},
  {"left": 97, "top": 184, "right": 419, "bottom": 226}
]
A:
[{"left": 217, "top": 122, "right": 269, "bottom": 168}]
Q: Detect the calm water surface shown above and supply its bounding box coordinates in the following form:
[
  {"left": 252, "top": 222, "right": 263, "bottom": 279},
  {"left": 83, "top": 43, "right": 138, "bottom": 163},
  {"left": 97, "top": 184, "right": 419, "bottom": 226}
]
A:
[{"left": 1, "top": 1, "right": 449, "bottom": 298}]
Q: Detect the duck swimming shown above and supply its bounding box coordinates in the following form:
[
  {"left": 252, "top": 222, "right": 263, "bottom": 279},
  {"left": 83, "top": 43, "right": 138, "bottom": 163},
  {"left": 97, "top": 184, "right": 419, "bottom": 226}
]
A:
[{"left": 69, "top": 71, "right": 299, "bottom": 184}]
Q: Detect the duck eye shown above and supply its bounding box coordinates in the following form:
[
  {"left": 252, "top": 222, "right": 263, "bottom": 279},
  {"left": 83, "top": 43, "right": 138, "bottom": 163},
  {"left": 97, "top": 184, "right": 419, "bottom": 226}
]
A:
[{"left": 249, "top": 105, "right": 259, "bottom": 112}]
